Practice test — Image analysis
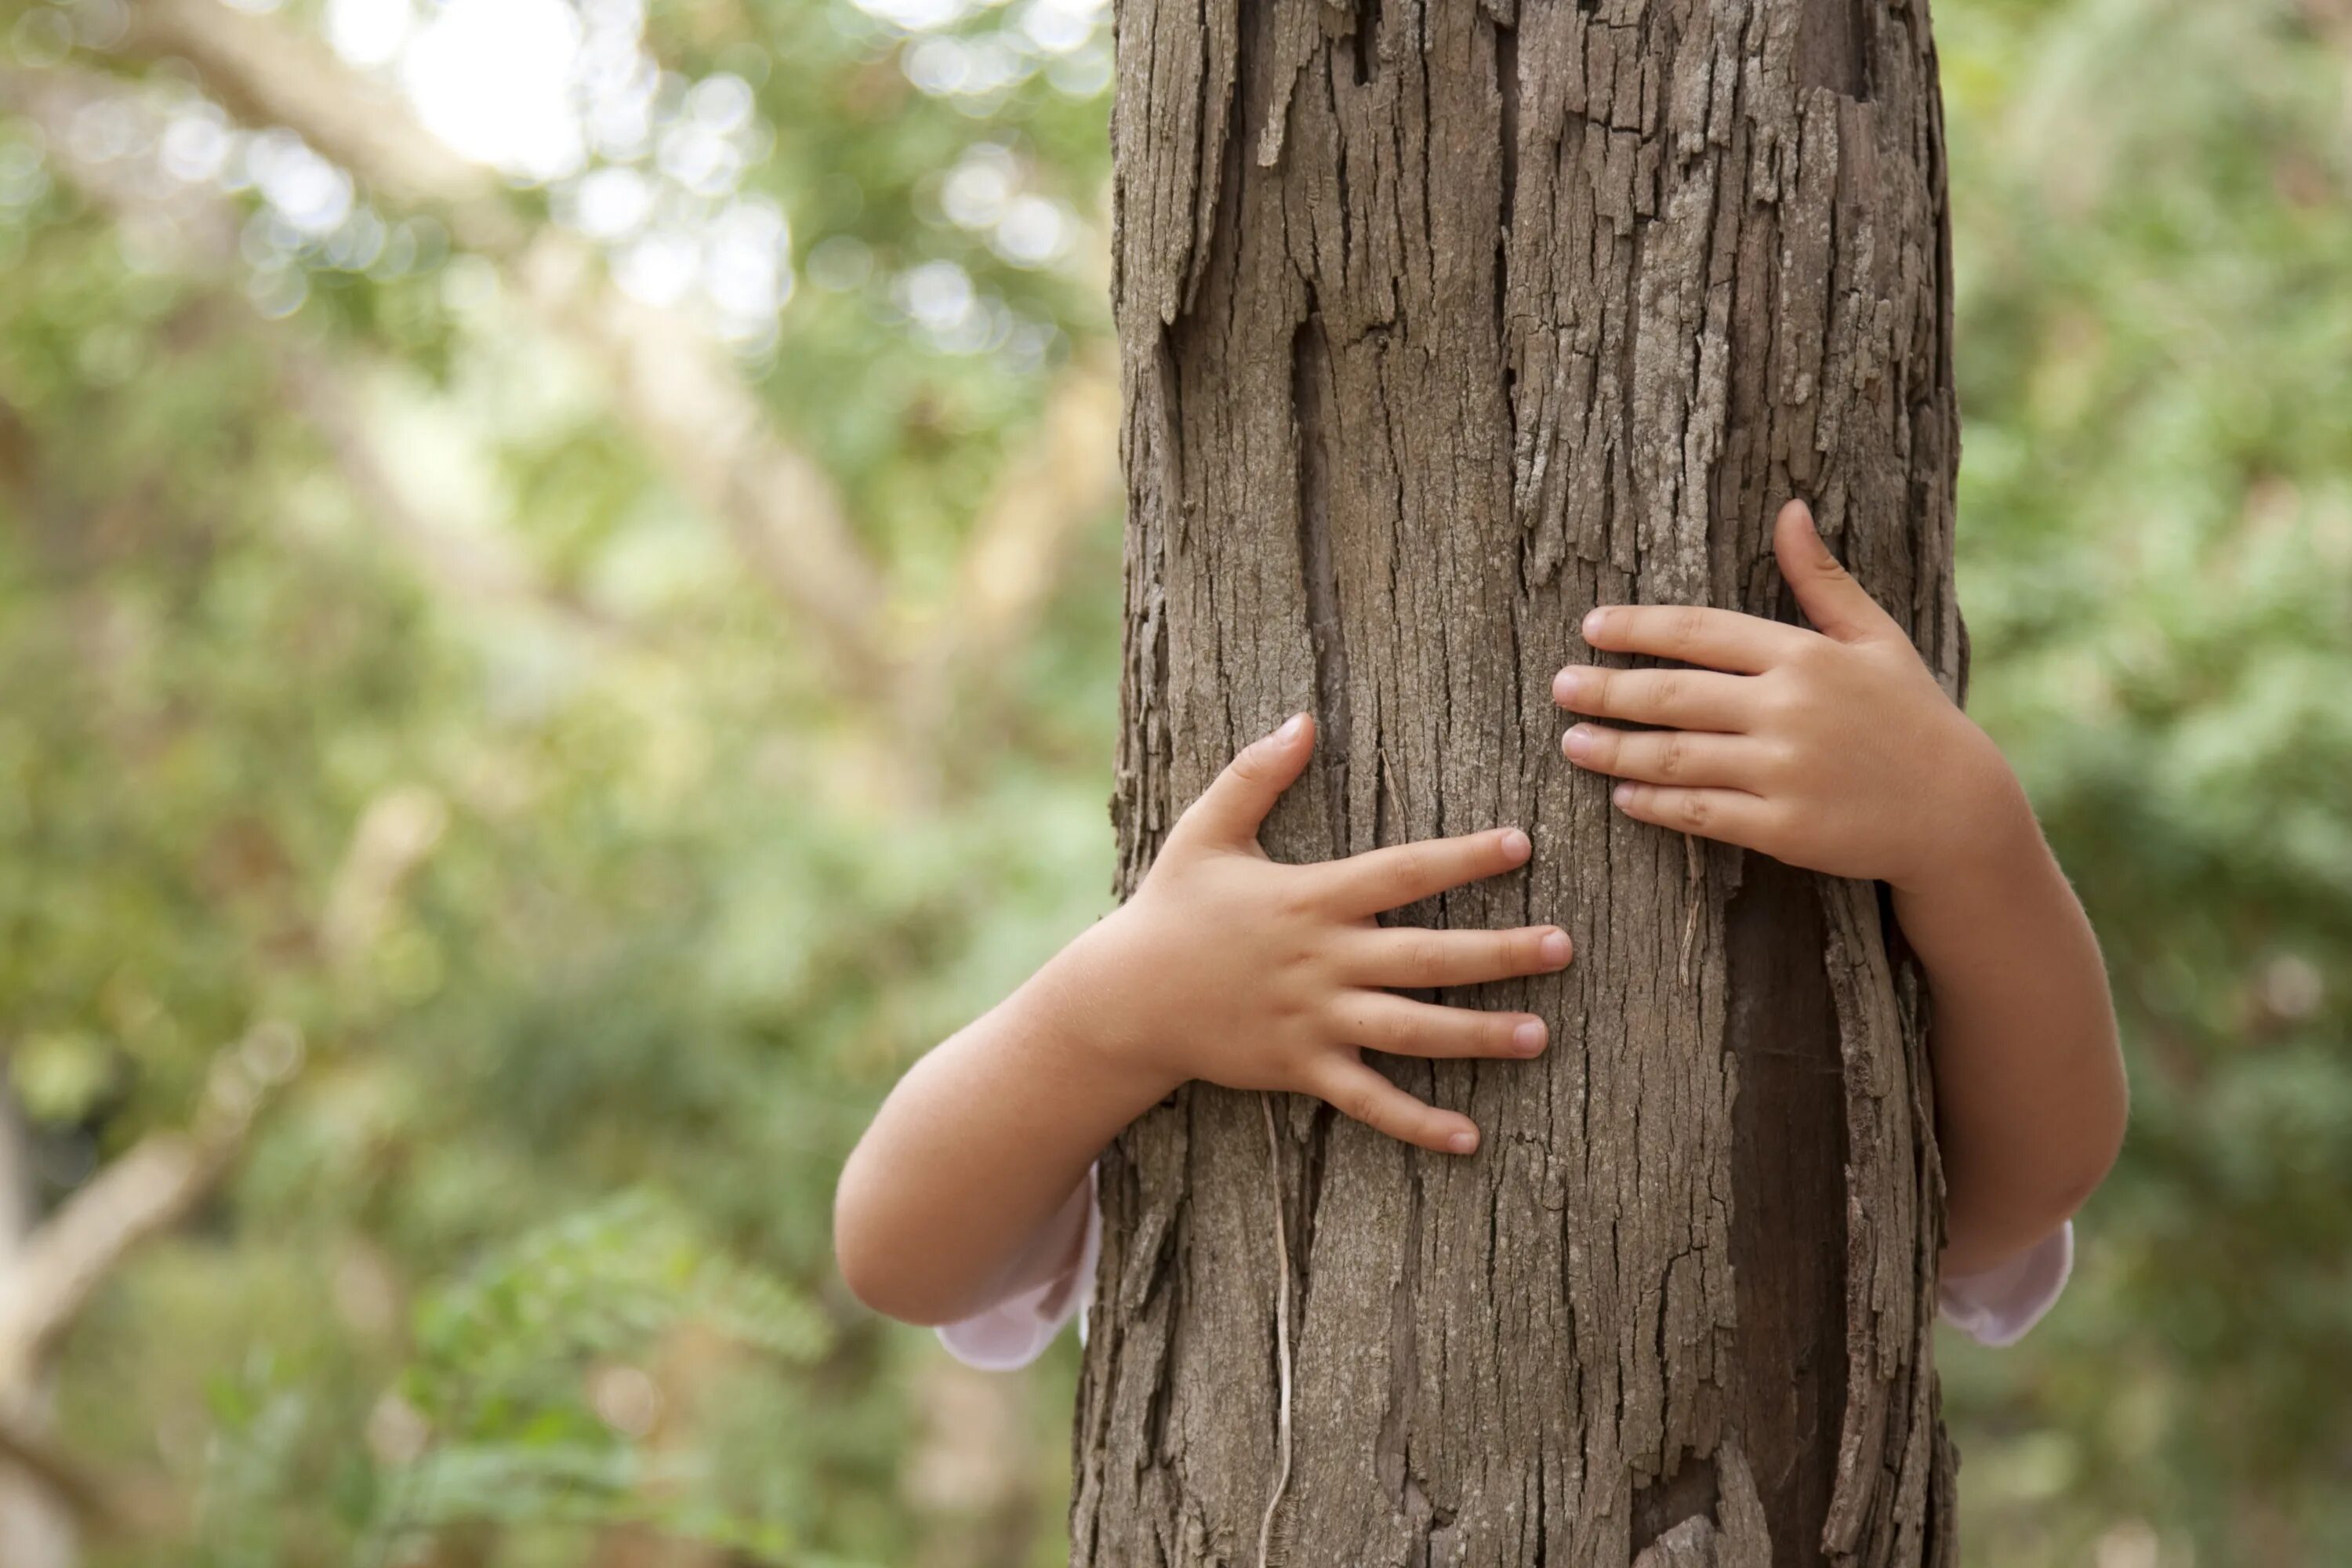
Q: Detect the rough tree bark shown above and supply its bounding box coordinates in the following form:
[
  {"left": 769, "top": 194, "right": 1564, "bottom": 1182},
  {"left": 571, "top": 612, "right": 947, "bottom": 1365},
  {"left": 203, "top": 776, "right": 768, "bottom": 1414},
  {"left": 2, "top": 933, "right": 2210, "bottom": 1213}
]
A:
[{"left": 1081, "top": 0, "right": 1968, "bottom": 1563}]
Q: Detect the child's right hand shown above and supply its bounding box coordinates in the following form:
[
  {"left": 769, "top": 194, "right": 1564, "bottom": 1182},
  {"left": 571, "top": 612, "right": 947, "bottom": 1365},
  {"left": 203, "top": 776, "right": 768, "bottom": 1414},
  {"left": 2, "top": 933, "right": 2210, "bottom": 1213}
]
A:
[{"left": 1067, "top": 712, "right": 1571, "bottom": 1156}]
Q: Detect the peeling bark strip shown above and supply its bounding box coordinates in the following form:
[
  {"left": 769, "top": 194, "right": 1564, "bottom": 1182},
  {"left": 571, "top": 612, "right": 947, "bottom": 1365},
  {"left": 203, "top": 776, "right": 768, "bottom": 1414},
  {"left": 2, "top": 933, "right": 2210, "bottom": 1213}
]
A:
[{"left": 1087, "top": 0, "right": 1965, "bottom": 1562}]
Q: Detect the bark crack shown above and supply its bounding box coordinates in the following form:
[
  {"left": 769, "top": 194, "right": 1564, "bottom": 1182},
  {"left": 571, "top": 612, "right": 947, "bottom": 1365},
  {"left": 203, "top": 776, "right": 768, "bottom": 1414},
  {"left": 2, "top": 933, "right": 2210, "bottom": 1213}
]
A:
[{"left": 1291, "top": 304, "right": 1353, "bottom": 856}]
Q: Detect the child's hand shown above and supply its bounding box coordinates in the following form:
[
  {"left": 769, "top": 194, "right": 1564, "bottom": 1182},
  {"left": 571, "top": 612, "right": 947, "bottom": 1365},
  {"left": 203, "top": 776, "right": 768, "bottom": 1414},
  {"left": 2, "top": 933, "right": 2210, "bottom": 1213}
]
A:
[
  {"left": 1076, "top": 713, "right": 1572, "bottom": 1156},
  {"left": 1552, "top": 499, "right": 2021, "bottom": 893}
]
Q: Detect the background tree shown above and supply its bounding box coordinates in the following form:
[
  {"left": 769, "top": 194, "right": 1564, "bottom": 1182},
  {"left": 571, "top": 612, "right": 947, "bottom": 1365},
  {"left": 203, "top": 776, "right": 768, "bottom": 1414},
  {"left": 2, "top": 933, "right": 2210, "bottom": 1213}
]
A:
[
  {"left": 1083, "top": 0, "right": 1963, "bottom": 1562},
  {"left": 0, "top": 0, "right": 2343, "bottom": 1563}
]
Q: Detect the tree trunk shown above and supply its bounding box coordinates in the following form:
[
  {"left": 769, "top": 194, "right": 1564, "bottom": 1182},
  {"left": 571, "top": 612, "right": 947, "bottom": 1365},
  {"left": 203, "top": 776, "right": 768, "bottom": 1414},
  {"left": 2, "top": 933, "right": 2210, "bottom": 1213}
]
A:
[{"left": 1082, "top": 0, "right": 1966, "bottom": 1564}]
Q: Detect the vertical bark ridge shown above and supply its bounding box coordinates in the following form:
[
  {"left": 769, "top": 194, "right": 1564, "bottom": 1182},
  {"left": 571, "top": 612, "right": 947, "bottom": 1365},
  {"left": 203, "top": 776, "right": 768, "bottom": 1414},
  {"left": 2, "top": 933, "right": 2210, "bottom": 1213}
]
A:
[
  {"left": 1294, "top": 307, "right": 1355, "bottom": 855},
  {"left": 1086, "top": 0, "right": 1963, "bottom": 1561}
]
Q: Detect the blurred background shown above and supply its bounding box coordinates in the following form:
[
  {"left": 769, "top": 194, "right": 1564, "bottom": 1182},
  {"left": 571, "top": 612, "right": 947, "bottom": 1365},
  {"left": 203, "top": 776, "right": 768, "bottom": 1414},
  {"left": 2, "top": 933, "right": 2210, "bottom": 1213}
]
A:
[{"left": 0, "top": 0, "right": 2345, "bottom": 1563}]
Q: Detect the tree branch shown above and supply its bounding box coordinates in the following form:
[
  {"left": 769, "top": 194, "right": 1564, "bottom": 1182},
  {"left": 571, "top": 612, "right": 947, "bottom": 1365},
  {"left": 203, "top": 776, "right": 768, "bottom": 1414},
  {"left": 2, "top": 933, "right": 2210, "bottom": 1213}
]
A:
[
  {"left": 276, "top": 348, "right": 639, "bottom": 648},
  {"left": 0, "top": 782, "right": 422, "bottom": 1393},
  {"left": 0, "top": 1026, "right": 300, "bottom": 1388},
  {"left": 0, "top": 1409, "right": 125, "bottom": 1535},
  {"left": 115, "top": 0, "right": 896, "bottom": 693},
  {"left": 0, "top": 64, "right": 646, "bottom": 652},
  {"left": 923, "top": 346, "right": 1122, "bottom": 676},
  {"left": 896, "top": 347, "right": 1123, "bottom": 777}
]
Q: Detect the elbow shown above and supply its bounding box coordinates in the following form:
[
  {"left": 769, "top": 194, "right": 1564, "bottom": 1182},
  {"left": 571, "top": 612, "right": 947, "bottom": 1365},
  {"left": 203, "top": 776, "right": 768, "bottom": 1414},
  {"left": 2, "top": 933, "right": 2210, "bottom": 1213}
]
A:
[
  {"left": 832, "top": 1175, "right": 961, "bottom": 1328},
  {"left": 831, "top": 1169, "right": 900, "bottom": 1320},
  {"left": 2062, "top": 1105, "right": 2127, "bottom": 1221},
  {"left": 1944, "top": 1102, "right": 2126, "bottom": 1275},
  {"left": 2033, "top": 1082, "right": 2126, "bottom": 1235},
  {"left": 832, "top": 1227, "right": 896, "bottom": 1321},
  {"left": 840, "top": 1264, "right": 967, "bottom": 1330},
  {"left": 2042, "top": 1017, "right": 2130, "bottom": 1225},
  {"left": 2070, "top": 1040, "right": 2131, "bottom": 1214}
]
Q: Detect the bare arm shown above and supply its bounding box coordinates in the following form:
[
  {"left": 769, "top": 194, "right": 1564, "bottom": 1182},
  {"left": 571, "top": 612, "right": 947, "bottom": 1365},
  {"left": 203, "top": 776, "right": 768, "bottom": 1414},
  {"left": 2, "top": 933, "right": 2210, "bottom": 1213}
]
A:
[
  {"left": 832, "top": 927, "right": 1168, "bottom": 1325},
  {"left": 1889, "top": 779, "right": 2122, "bottom": 1273},
  {"left": 833, "top": 715, "right": 1577, "bottom": 1327},
  {"left": 1555, "top": 499, "right": 2127, "bottom": 1279}
]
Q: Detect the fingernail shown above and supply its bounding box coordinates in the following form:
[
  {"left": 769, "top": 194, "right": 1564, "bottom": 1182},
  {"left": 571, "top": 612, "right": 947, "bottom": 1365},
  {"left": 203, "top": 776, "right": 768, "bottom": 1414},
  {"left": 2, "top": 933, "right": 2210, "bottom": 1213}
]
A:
[
  {"left": 1275, "top": 713, "right": 1306, "bottom": 742},
  {"left": 1552, "top": 666, "right": 1585, "bottom": 702},
  {"left": 1581, "top": 608, "right": 1606, "bottom": 638},
  {"left": 1613, "top": 782, "right": 1635, "bottom": 806},
  {"left": 1447, "top": 1129, "right": 1479, "bottom": 1154},
  {"left": 1513, "top": 1018, "right": 1548, "bottom": 1054},
  {"left": 1563, "top": 725, "right": 1593, "bottom": 760},
  {"left": 1539, "top": 929, "right": 1573, "bottom": 966},
  {"left": 1499, "top": 827, "right": 1531, "bottom": 862}
]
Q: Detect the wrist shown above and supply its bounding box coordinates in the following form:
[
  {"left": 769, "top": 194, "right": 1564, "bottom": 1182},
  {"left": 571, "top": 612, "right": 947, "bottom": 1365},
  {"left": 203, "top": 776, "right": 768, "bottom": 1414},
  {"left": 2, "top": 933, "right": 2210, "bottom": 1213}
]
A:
[
  {"left": 1029, "top": 908, "right": 1187, "bottom": 1109},
  {"left": 1893, "top": 727, "right": 2045, "bottom": 901}
]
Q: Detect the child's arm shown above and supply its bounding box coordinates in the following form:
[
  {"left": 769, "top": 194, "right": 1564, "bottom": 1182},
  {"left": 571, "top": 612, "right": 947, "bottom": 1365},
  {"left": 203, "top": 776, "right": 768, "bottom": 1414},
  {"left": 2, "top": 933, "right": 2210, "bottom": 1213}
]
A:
[
  {"left": 1555, "top": 499, "right": 2128, "bottom": 1279},
  {"left": 833, "top": 713, "right": 1574, "bottom": 1327}
]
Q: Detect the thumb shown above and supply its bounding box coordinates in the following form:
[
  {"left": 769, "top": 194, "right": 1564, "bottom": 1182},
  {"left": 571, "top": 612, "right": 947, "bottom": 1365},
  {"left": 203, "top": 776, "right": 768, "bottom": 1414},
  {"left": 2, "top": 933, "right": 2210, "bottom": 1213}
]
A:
[
  {"left": 1174, "top": 713, "right": 1316, "bottom": 848},
  {"left": 1774, "top": 499, "right": 1897, "bottom": 644}
]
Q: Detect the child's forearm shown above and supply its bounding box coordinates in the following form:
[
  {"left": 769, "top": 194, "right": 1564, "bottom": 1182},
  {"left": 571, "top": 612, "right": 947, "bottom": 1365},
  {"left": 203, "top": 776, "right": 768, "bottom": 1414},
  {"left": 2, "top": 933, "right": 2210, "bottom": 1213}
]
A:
[
  {"left": 837, "top": 717, "right": 1574, "bottom": 1328},
  {"left": 833, "top": 921, "right": 1169, "bottom": 1326},
  {"left": 1556, "top": 501, "right": 2129, "bottom": 1280},
  {"left": 1890, "top": 763, "right": 2128, "bottom": 1276}
]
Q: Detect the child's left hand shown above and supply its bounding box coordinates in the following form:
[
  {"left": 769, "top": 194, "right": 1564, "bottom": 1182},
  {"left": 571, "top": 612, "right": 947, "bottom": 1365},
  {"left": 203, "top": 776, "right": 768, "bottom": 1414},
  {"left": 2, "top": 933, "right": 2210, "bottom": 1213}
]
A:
[{"left": 1552, "top": 499, "right": 2024, "bottom": 894}]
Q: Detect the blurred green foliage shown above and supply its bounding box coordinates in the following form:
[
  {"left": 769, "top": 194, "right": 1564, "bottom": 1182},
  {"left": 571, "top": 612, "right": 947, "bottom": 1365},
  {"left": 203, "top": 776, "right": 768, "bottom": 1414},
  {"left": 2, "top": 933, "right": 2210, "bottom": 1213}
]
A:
[
  {"left": 1940, "top": 1, "right": 2352, "bottom": 1560},
  {"left": 0, "top": 0, "right": 2343, "bottom": 1564}
]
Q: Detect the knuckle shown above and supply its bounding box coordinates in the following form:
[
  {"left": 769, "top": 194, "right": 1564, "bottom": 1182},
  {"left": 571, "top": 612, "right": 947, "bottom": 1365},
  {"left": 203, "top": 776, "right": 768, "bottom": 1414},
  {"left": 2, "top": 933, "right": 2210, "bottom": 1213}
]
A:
[
  {"left": 1671, "top": 606, "right": 1708, "bottom": 651},
  {"left": 1758, "top": 673, "right": 1807, "bottom": 723},
  {"left": 1267, "top": 983, "right": 1315, "bottom": 1030},
  {"left": 1677, "top": 793, "right": 1714, "bottom": 829},
  {"left": 1276, "top": 936, "right": 1322, "bottom": 978},
  {"left": 1388, "top": 847, "right": 1433, "bottom": 897},
  {"left": 1350, "top": 1003, "right": 1397, "bottom": 1047},
  {"left": 1658, "top": 733, "right": 1688, "bottom": 780},
  {"left": 1272, "top": 880, "right": 1321, "bottom": 921}
]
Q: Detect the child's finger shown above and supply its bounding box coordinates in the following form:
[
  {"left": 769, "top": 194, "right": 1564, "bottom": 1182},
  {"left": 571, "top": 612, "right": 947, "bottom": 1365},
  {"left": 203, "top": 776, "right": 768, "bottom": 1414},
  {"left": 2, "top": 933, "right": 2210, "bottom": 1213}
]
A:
[
  {"left": 1551, "top": 664, "right": 1755, "bottom": 731},
  {"left": 1563, "top": 726, "right": 1768, "bottom": 791},
  {"left": 1609, "top": 781, "right": 1777, "bottom": 851},
  {"left": 1313, "top": 826, "right": 1532, "bottom": 916},
  {"left": 1341, "top": 924, "right": 1573, "bottom": 989},
  {"left": 1169, "top": 712, "right": 1316, "bottom": 848},
  {"left": 1580, "top": 602, "right": 1814, "bottom": 673},
  {"left": 1773, "top": 499, "right": 1904, "bottom": 645},
  {"left": 1332, "top": 993, "right": 1548, "bottom": 1061},
  {"left": 1309, "top": 1057, "right": 1483, "bottom": 1156}
]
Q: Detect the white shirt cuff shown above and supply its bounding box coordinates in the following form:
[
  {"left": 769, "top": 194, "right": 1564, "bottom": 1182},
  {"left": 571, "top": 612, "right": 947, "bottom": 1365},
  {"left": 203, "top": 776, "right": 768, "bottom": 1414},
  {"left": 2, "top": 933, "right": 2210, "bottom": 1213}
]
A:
[
  {"left": 1937, "top": 1220, "right": 2074, "bottom": 1347},
  {"left": 936, "top": 1167, "right": 1101, "bottom": 1370}
]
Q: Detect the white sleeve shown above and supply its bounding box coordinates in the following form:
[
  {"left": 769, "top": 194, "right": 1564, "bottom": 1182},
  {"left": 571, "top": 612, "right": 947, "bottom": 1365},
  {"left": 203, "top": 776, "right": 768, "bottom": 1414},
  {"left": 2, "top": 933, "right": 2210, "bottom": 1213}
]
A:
[
  {"left": 1936, "top": 1220, "right": 2073, "bottom": 1347},
  {"left": 935, "top": 1164, "right": 1102, "bottom": 1371}
]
